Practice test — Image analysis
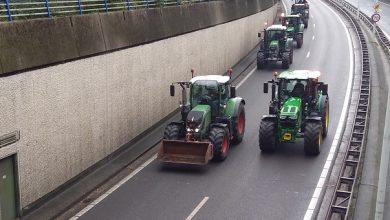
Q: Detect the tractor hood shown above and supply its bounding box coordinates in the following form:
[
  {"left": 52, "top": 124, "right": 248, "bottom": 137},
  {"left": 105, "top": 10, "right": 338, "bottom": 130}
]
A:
[
  {"left": 280, "top": 97, "right": 301, "bottom": 119},
  {"left": 186, "top": 105, "right": 211, "bottom": 131}
]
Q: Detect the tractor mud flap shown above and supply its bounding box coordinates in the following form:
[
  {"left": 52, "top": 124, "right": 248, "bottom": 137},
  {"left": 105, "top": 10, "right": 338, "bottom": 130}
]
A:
[{"left": 158, "top": 140, "right": 213, "bottom": 165}]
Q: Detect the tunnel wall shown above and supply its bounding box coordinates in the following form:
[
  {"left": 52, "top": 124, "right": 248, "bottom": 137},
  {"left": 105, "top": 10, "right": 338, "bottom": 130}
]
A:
[
  {"left": 0, "top": 1, "right": 277, "bottom": 210},
  {"left": 0, "top": 0, "right": 275, "bottom": 75}
]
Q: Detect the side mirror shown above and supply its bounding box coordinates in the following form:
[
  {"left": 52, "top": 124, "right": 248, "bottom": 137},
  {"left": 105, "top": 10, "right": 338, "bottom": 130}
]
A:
[
  {"left": 170, "top": 85, "right": 175, "bottom": 96},
  {"left": 230, "top": 86, "right": 236, "bottom": 98},
  {"left": 320, "top": 84, "right": 328, "bottom": 95},
  {"left": 258, "top": 32, "right": 261, "bottom": 38},
  {"left": 263, "top": 82, "right": 268, "bottom": 93}
]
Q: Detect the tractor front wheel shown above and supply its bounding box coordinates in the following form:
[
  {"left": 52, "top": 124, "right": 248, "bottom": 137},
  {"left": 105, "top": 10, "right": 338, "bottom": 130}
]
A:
[
  {"left": 163, "top": 123, "right": 184, "bottom": 140},
  {"left": 282, "top": 52, "right": 290, "bottom": 69},
  {"left": 259, "top": 119, "right": 278, "bottom": 152},
  {"left": 209, "top": 127, "right": 230, "bottom": 161},
  {"left": 296, "top": 34, "right": 303, "bottom": 48},
  {"left": 232, "top": 103, "right": 246, "bottom": 144},
  {"left": 304, "top": 121, "right": 323, "bottom": 155},
  {"left": 257, "top": 52, "right": 266, "bottom": 69},
  {"left": 290, "top": 49, "right": 293, "bottom": 64}
]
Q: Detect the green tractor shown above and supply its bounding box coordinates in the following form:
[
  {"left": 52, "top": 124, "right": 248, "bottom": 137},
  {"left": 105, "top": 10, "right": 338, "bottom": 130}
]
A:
[
  {"left": 291, "top": 3, "right": 310, "bottom": 28},
  {"left": 258, "top": 70, "right": 329, "bottom": 155},
  {"left": 280, "top": 14, "right": 304, "bottom": 48},
  {"left": 158, "top": 73, "right": 246, "bottom": 165},
  {"left": 257, "top": 25, "right": 294, "bottom": 70}
]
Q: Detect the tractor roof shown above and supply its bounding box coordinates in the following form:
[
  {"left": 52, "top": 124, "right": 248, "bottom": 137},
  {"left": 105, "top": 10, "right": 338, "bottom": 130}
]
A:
[
  {"left": 277, "top": 70, "right": 321, "bottom": 80},
  {"left": 284, "top": 14, "right": 301, "bottom": 18},
  {"left": 190, "top": 75, "right": 230, "bottom": 84},
  {"left": 266, "top": 25, "right": 287, "bottom": 31}
]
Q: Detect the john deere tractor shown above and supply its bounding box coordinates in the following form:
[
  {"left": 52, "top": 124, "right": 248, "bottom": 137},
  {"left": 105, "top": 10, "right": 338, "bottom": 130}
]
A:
[
  {"left": 158, "top": 74, "right": 246, "bottom": 165},
  {"left": 291, "top": 3, "right": 309, "bottom": 28},
  {"left": 281, "top": 14, "right": 304, "bottom": 48},
  {"left": 257, "top": 25, "right": 294, "bottom": 70},
  {"left": 258, "top": 70, "right": 329, "bottom": 155}
]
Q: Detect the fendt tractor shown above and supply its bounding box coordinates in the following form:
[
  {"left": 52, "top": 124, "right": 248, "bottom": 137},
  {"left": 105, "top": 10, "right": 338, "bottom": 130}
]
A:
[
  {"left": 158, "top": 72, "right": 246, "bottom": 165},
  {"left": 280, "top": 14, "right": 304, "bottom": 48},
  {"left": 259, "top": 70, "right": 329, "bottom": 155},
  {"left": 291, "top": 3, "right": 310, "bottom": 28},
  {"left": 257, "top": 25, "right": 294, "bottom": 70}
]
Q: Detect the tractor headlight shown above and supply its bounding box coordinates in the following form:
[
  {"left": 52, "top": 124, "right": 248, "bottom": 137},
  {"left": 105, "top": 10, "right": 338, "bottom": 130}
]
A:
[{"left": 195, "top": 128, "right": 200, "bottom": 133}]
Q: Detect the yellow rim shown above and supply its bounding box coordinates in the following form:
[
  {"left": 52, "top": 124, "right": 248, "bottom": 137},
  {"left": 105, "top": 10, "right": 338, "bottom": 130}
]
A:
[{"left": 325, "top": 105, "right": 329, "bottom": 129}]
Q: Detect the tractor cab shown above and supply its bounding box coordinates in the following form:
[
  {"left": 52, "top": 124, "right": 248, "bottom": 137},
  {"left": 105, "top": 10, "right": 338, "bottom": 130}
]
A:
[
  {"left": 291, "top": 4, "right": 309, "bottom": 28},
  {"left": 190, "top": 75, "right": 231, "bottom": 119},
  {"left": 281, "top": 15, "right": 304, "bottom": 37}
]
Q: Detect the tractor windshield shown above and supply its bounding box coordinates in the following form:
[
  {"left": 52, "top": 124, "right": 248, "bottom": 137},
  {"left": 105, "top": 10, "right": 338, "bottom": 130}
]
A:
[
  {"left": 190, "top": 80, "right": 219, "bottom": 107},
  {"left": 279, "top": 79, "right": 307, "bottom": 100},
  {"left": 286, "top": 18, "right": 298, "bottom": 26},
  {"left": 267, "top": 30, "right": 285, "bottom": 42}
]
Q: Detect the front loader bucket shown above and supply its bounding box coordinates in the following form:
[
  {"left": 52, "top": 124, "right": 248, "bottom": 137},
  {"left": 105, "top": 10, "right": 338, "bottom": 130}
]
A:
[{"left": 158, "top": 140, "right": 213, "bottom": 165}]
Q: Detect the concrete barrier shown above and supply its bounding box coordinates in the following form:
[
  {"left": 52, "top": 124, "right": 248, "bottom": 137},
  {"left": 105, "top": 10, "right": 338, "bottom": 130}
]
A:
[
  {"left": 0, "top": 0, "right": 277, "bottom": 213},
  {"left": 0, "top": 0, "right": 274, "bottom": 75}
]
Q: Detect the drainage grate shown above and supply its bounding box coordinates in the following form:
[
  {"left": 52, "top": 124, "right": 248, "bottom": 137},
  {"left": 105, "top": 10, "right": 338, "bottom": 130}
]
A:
[{"left": 0, "top": 131, "right": 20, "bottom": 148}]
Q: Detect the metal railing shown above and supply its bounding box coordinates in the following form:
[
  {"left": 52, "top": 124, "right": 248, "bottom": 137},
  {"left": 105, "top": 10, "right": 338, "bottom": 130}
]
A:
[
  {"left": 325, "top": 0, "right": 371, "bottom": 219},
  {"left": 0, "top": 0, "right": 209, "bottom": 21}
]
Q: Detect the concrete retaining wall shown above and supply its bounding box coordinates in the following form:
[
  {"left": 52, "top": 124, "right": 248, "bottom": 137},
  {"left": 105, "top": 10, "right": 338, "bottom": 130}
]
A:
[
  {"left": 0, "top": 0, "right": 275, "bottom": 75},
  {"left": 0, "top": 2, "right": 277, "bottom": 211}
]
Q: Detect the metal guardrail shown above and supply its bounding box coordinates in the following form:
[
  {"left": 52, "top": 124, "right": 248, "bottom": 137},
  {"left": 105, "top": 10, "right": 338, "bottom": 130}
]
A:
[
  {"left": 0, "top": 0, "right": 209, "bottom": 21},
  {"left": 324, "top": 0, "right": 371, "bottom": 219},
  {"left": 340, "top": 0, "right": 390, "bottom": 59}
]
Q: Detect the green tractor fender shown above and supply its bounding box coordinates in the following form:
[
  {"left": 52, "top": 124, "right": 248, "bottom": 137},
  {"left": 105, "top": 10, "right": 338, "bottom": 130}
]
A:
[
  {"left": 299, "top": 24, "right": 305, "bottom": 33},
  {"left": 285, "top": 38, "right": 294, "bottom": 51},
  {"left": 224, "top": 97, "right": 246, "bottom": 118}
]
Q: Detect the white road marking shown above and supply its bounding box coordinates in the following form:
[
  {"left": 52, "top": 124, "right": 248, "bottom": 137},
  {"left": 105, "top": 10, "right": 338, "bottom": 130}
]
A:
[
  {"left": 185, "top": 196, "right": 209, "bottom": 220},
  {"left": 312, "top": 35, "right": 315, "bottom": 40},
  {"left": 70, "top": 154, "right": 158, "bottom": 219},
  {"left": 303, "top": 0, "right": 354, "bottom": 219},
  {"left": 306, "top": 51, "right": 311, "bottom": 58},
  {"left": 313, "top": 23, "right": 316, "bottom": 28},
  {"left": 311, "top": 15, "right": 314, "bottom": 19},
  {"left": 236, "top": 67, "right": 256, "bottom": 88}
]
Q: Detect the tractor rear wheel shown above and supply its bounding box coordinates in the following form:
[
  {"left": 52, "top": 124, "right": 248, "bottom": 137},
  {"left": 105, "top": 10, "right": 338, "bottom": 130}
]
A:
[
  {"left": 296, "top": 34, "right": 303, "bottom": 48},
  {"left": 304, "top": 20, "right": 308, "bottom": 28},
  {"left": 209, "top": 127, "right": 230, "bottom": 161},
  {"left": 259, "top": 119, "right": 278, "bottom": 152},
  {"left": 232, "top": 103, "right": 245, "bottom": 144},
  {"left": 282, "top": 52, "right": 290, "bottom": 69},
  {"left": 289, "top": 49, "right": 293, "bottom": 64},
  {"left": 163, "top": 123, "right": 184, "bottom": 140},
  {"left": 304, "top": 121, "right": 323, "bottom": 155},
  {"left": 321, "top": 99, "right": 330, "bottom": 137},
  {"left": 257, "top": 52, "right": 266, "bottom": 69}
]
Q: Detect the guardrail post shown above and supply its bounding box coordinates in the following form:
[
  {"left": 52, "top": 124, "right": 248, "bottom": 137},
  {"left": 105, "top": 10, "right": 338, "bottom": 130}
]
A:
[
  {"left": 44, "top": 0, "right": 51, "bottom": 17},
  {"left": 77, "top": 0, "right": 83, "bottom": 15},
  {"left": 146, "top": 0, "right": 149, "bottom": 8},
  {"left": 4, "top": 0, "right": 12, "bottom": 21},
  {"left": 176, "top": 0, "right": 180, "bottom": 5},
  {"left": 126, "top": 0, "right": 131, "bottom": 10},
  {"left": 103, "top": 0, "right": 108, "bottom": 12}
]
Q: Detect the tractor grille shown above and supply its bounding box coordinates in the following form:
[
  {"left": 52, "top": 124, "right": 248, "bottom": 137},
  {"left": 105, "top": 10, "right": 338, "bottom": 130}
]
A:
[{"left": 280, "top": 118, "right": 296, "bottom": 128}]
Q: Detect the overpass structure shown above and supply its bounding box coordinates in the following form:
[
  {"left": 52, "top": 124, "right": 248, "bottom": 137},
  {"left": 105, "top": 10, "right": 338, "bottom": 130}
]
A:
[{"left": 0, "top": 0, "right": 389, "bottom": 219}]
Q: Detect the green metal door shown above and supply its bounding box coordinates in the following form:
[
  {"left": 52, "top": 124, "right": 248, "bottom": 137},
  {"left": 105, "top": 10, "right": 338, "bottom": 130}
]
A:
[{"left": 0, "top": 156, "right": 17, "bottom": 220}]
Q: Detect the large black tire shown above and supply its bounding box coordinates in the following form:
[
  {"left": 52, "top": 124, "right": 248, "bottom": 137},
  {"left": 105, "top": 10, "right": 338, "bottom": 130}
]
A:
[
  {"left": 289, "top": 49, "right": 293, "bottom": 64},
  {"left": 259, "top": 119, "right": 278, "bottom": 152},
  {"left": 209, "top": 127, "right": 230, "bottom": 161},
  {"left": 163, "top": 123, "right": 184, "bottom": 140},
  {"left": 304, "top": 20, "right": 308, "bottom": 28},
  {"left": 296, "top": 34, "right": 303, "bottom": 48},
  {"left": 304, "top": 121, "right": 323, "bottom": 155},
  {"left": 321, "top": 99, "right": 329, "bottom": 137},
  {"left": 282, "top": 52, "right": 290, "bottom": 69},
  {"left": 232, "top": 104, "right": 245, "bottom": 144},
  {"left": 257, "top": 52, "right": 266, "bottom": 69}
]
